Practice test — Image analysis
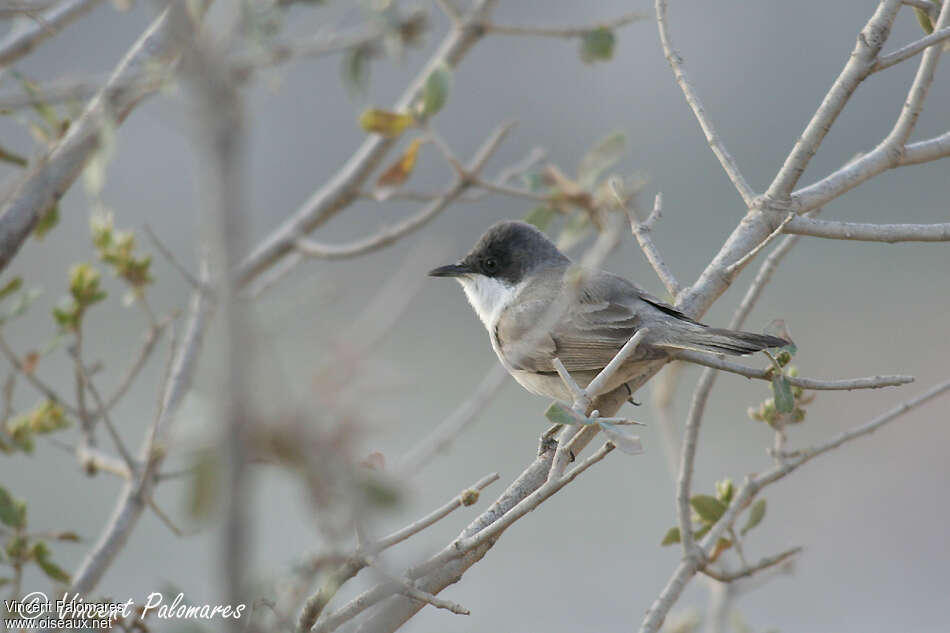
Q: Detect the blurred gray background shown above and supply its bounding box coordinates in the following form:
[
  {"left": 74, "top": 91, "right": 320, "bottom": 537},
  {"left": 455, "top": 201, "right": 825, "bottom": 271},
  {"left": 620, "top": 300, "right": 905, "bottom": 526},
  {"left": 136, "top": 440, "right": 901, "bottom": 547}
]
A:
[{"left": 1, "top": 1, "right": 948, "bottom": 631}]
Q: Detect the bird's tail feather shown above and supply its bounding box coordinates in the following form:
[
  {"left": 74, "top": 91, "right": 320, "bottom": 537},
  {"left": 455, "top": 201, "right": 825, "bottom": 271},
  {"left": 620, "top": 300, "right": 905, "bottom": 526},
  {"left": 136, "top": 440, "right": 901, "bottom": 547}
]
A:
[{"left": 659, "top": 325, "right": 788, "bottom": 356}]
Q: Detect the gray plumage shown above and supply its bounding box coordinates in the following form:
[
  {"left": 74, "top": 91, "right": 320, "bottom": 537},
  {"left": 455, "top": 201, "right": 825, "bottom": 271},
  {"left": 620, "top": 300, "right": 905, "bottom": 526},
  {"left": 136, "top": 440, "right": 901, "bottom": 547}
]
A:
[{"left": 430, "top": 220, "right": 788, "bottom": 402}]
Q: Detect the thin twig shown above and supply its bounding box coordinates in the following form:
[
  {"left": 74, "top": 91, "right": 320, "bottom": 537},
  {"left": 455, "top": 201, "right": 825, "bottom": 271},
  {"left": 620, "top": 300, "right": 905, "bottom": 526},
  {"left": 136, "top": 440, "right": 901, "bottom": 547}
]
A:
[
  {"left": 655, "top": 0, "right": 754, "bottom": 205},
  {"left": 235, "top": 0, "right": 499, "bottom": 288},
  {"left": 293, "top": 123, "right": 514, "bottom": 261},
  {"left": 297, "top": 473, "right": 499, "bottom": 632},
  {"left": 143, "top": 225, "right": 205, "bottom": 291},
  {"left": 617, "top": 186, "right": 681, "bottom": 297},
  {"left": 700, "top": 547, "right": 802, "bottom": 583},
  {"left": 0, "top": 0, "right": 103, "bottom": 67},
  {"left": 725, "top": 212, "right": 795, "bottom": 276},
  {"left": 480, "top": 12, "right": 646, "bottom": 38},
  {"left": 675, "top": 351, "right": 914, "bottom": 391},
  {"left": 872, "top": 25, "right": 950, "bottom": 72},
  {"left": 763, "top": 0, "right": 902, "bottom": 200}
]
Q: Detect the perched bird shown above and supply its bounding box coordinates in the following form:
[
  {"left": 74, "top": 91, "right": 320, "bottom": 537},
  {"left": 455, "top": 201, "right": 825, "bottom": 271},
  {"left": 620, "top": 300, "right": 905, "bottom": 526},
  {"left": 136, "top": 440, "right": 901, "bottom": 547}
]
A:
[{"left": 429, "top": 220, "right": 788, "bottom": 403}]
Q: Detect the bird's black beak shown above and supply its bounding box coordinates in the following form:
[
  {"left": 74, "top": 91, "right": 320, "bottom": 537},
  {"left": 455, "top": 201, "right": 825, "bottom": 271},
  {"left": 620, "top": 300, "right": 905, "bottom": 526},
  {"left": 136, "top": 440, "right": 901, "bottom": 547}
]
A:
[{"left": 428, "top": 263, "right": 471, "bottom": 278}]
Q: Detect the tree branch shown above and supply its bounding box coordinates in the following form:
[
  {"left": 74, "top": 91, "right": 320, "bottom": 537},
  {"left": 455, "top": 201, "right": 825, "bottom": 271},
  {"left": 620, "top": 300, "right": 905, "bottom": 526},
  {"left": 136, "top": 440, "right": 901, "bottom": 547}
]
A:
[
  {"left": 783, "top": 216, "right": 950, "bottom": 242},
  {"left": 479, "top": 11, "right": 646, "bottom": 38},
  {"left": 675, "top": 351, "right": 913, "bottom": 391},
  {"left": 0, "top": 2, "right": 199, "bottom": 275},
  {"left": 763, "top": 0, "right": 902, "bottom": 200},
  {"left": 293, "top": 123, "right": 514, "bottom": 261},
  {"left": 872, "top": 25, "right": 950, "bottom": 72},
  {"left": 235, "top": 0, "right": 498, "bottom": 288},
  {"left": 0, "top": 0, "right": 104, "bottom": 67},
  {"left": 655, "top": 0, "right": 754, "bottom": 205}
]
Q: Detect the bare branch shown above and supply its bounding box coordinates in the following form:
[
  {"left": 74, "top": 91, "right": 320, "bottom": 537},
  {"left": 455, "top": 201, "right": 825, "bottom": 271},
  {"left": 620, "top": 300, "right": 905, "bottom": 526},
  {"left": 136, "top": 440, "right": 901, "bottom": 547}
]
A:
[
  {"left": 70, "top": 262, "right": 213, "bottom": 594},
  {"left": 763, "top": 0, "right": 902, "bottom": 200},
  {"left": 479, "top": 11, "right": 647, "bottom": 38},
  {"left": 235, "top": 0, "right": 499, "bottom": 288},
  {"left": 675, "top": 351, "right": 913, "bottom": 391},
  {"left": 0, "top": 0, "right": 103, "bottom": 67},
  {"left": 296, "top": 473, "right": 499, "bottom": 631},
  {"left": 655, "top": 0, "right": 754, "bottom": 205},
  {"left": 368, "top": 563, "right": 470, "bottom": 616},
  {"left": 873, "top": 25, "right": 950, "bottom": 72},
  {"left": 783, "top": 216, "right": 950, "bottom": 242},
  {"left": 700, "top": 547, "right": 802, "bottom": 583},
  {"left": 0, "top": 329, "right": 76, "bottom": 414},
  {"left": 618, "top": 187, "right": 681, "bottom": 298},
  {"left": 639, "top": 376, "right": 950, "bottom": 633},
  {"left": 0, "top": 3, "right": 200, "bottom": 276},
  {"left": 725, "top": 212, "right": 794, "bottom": 276},
  {"left": 294, "top": 123, "right": 514, "bottom": 261}
]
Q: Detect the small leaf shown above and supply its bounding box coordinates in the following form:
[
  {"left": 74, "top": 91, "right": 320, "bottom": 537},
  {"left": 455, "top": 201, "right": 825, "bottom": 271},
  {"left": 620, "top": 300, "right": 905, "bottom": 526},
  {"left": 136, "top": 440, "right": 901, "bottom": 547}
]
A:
[
  {"left": 359, "top": 108, "right": 414, "bottom": 137},
  {"left": 661, "top": 526, "right": 681, "bottom": 546},
  {"left": 544, "top": 401, "right": 583, "bottom": 426},
  {"left": 694, "top": 523, "right": 712, "bottom": 540},
  {"left": 524, "top": 206, "right": 556, "bottom": 230},
  {"left": 420, "top": 64, "right": 451, "bottom": 117},
  {"left": 690, "top": 494, "right": 726, "bottom": 524},
  {"left": 715, "top": 478, "right": 734, "bottom": 505},
  {"left": 0, "top": 486, "right": 25, "bottom": 528},
  {"left": 598, "top": 421, "right": 643, "bottom": 455},
  {"left": 0, "top": 277, "right": 22, "bottom": 301},
  {"left": 376, "top": 138, "right": 423, "bottom": 188},
  {"left": 31, "top": 542, "right": 71, "bottom": 584},
  {"left": 342, "top": 45, "right": 373, "bottom": 94},
  {"left": 33, "top": 203, "right": 60, "bottom": 240},
  {"left": 771, "top": 374, "right": 795, "bottom": 414},
  {"left": 54, "top": 531, "right": 81, "bottom": 542},
  {"left": 577, "top": 132, "right": 626, "bottom": 188},
  {"left": 580, "top": 27, "right": 615, "bottom": 64},
  {"left": 741, "top": 499, "right": 767, "bottom": 536},
  {"left": 914, "top": 1, "right": 939, "bottom": 33}
]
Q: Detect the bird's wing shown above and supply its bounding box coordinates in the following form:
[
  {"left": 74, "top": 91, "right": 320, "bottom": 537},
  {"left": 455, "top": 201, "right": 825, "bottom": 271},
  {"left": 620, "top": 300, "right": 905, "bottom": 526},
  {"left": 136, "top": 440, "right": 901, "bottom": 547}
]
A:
[{"left": 496, "top": 269, "right": 674, "bottom": 373}]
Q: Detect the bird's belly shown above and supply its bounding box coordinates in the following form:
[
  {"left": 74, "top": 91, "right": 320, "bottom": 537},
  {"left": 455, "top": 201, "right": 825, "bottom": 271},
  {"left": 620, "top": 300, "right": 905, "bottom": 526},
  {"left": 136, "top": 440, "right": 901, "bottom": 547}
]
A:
[{"left": 509, "top": 369, "right": 577, "bottom": 402}]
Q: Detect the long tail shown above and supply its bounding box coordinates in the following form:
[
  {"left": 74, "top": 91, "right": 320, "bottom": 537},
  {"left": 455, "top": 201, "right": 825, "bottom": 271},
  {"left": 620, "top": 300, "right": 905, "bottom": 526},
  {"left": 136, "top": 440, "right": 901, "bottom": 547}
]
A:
[{"left": 661, "top": 324, "right": 789, "bottom": 356}]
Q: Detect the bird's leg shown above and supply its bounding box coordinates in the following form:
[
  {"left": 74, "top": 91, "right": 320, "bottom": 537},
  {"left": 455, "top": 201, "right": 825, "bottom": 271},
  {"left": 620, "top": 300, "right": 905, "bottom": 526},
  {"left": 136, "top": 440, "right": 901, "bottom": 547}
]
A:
[{"left": 624, "top": 382, "right": 641, "bottom": 406}]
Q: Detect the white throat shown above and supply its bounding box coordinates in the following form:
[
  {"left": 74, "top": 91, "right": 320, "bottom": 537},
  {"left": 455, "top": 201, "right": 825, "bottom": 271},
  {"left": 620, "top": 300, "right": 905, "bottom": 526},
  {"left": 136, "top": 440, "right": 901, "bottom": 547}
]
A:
[{"left": 457, "top": 275, "right": 519, "bottom": 331}]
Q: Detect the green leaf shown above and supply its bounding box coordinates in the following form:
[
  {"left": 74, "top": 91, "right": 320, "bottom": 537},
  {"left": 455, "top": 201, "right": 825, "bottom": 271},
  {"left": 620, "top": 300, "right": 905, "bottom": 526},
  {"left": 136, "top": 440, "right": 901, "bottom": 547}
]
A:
[
  {"left": 33, "top": 204, "right": 59, "bottom": 240},
  {"left": 420, "top": 63, "right": 451, "bottom": 117},
  {"left": 741, "top": 499, "right": 767, "bottom": 536},
  {"left": 914, "top": 1, "right": 939, "bottom": 33},
  {"left": 690, "top": 494, "right": 726, "bottom": 524},
  {"left": 580, "top": 27, "right": 615, "bottom": 64},
  {"left": 771, "top": 374, "right": 795, "bottom": 414},
  {"left": 31, "top": 542, "right": 71, "bottom": 584},
  {"left": 577, "top": 132, "right": 625, "bottom": 188},
  {"left": 0, "top": 277, "right": 22, "bottom": 302},
  {"left": 523, "top": 206, "right": 556, "bottom": 230},
  {"left": 597, "top": 421, "right": 642, "bottom": 455},
  {"left": 715, "top": 478, "right": 734, "bottom": 505},
  {"left": 0, "top": 486, "right": 25, "bottom": 529},
  {"left": 661, "top": 526, "right": 681, "bottom": 546},
  {"left": 544, "top": 401, "right": 582, "bottom": 426}
]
